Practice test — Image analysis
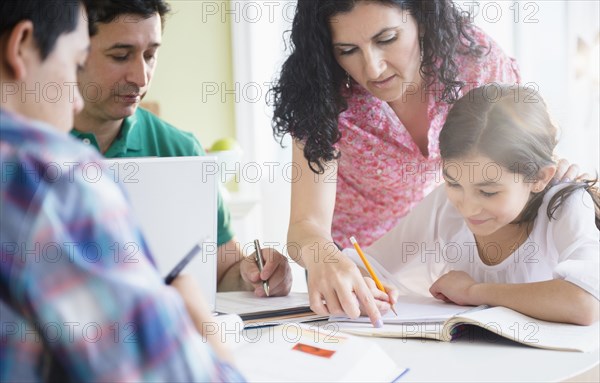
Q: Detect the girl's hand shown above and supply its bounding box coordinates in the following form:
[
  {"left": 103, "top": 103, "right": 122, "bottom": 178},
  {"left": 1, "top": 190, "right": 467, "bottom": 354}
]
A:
[
  {"left": 360, "top": 277, "right": 400, "bottom": 316},
  {"left": 429, "top": 271, "right": 478, "bottom": 306}
]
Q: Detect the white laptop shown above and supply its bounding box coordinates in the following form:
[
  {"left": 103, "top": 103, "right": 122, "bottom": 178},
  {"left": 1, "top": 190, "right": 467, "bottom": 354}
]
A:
[{"left": 105, "top": 156, "right": 219, "bottom": 310}]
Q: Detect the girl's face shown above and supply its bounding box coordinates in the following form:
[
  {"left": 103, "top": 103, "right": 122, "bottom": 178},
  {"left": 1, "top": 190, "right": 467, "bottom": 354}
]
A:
[
  {"left": 442, "top": 154, "right": 539, "bottom": 238},
  {"left": 329, "top": 1, "right": 422, "bottom": 102}
]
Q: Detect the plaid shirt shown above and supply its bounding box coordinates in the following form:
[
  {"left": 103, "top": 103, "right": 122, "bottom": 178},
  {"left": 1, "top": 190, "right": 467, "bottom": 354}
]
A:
[{"left": 0, "top": 109, "right": 244, "bottom": 382}]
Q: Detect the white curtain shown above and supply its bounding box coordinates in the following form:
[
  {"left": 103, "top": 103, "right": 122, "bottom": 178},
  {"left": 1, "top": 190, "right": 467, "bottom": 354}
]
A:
[
  {"left": 229, "top": 0, "right": 297, "bottom": 281},
  {"left": 472, "top": 0, "right": 599, "bottom": 173}
]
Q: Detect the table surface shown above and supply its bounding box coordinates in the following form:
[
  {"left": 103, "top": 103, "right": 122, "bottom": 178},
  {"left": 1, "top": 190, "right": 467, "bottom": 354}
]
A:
[
  {"left": 233, "top": 319, "right": 598, "bottom": 382},
  {"left": 300, "top": 322, "right": 599, "bottom": 382}
]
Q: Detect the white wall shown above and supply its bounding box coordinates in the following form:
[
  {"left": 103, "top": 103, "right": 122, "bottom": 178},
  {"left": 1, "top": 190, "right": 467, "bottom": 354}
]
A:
[
  {"left": 146, "top": 0, "right": 236, "bottom": 149},
  {"left": 468, "top": 0, "right": 599, "bottom": 174},
  {"left": 228, "top": 0, "right": 301, "bottom": 289}
]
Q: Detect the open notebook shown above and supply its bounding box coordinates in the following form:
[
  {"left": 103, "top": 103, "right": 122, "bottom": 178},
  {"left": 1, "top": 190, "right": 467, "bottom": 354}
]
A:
[
  {"left": 217, "top": 292, "right": 328, "bottom": 328},
  {"left": 332, "top": 295, "right": 478, "bottom": 324},
  {"left": 330, "top": 295, "right": 600, "bottom": 352}
]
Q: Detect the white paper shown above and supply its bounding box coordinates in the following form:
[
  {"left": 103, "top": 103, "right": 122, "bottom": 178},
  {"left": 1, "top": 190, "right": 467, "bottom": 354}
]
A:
[
  {"left": 231, "top": 324, "right": 408, "bottom": 382},
  {"left": 330, "top": 295, "right": 477, "bottom": 324}
]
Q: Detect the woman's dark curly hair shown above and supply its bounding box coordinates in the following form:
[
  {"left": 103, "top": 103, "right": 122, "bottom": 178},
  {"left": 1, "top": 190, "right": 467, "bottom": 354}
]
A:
[{"left": 270, "top": 0, "right": 487, "bottom": 173}]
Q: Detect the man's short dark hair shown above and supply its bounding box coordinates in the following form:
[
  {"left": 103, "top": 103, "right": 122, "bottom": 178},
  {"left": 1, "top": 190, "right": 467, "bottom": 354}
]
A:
[
  {"left": 0, "top": 0, "right": 87, "bottom": 60},
  {"left": 86, "top": 0, "right": 171, "bottom": 36}
]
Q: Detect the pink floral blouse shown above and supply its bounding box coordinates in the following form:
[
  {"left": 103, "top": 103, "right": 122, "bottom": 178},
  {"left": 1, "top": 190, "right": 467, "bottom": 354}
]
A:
[{"left": 333, "top": 27, "right": 521, "bottom": 248}]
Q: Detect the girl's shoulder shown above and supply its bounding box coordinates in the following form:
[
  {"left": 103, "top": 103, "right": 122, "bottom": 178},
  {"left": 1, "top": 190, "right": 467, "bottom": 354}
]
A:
[
  {"left": 538, "top": 183, "right": 597, "bottom": 230},
  {"left": 542, "top": 183, "right": 594, "bottom": 210}
]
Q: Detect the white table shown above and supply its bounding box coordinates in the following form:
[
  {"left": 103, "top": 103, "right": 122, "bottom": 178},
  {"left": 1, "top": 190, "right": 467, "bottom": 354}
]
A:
[
  {"left": 368, "top": 334, "right": 599, "bottom": 382},
  {"left": 236, "top": 321, "right": 599, "bottom": 382}
]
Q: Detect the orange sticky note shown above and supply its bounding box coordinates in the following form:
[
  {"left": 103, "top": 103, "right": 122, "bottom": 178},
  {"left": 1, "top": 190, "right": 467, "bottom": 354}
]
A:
[{"left": 292, "top": 343, "right": 335, "bottom": 358}]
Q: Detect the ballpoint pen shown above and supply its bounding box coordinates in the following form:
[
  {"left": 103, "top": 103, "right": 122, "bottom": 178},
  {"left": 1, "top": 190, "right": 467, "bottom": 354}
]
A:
[
  {"left": 164, "top": 243, "right": 202, "bottom": 285},
  {"left": 253, "top": 239, "right": 270, "bottom": 296},
  {"left": 350, "top": 236, "right": 398, "bottom": 316}
]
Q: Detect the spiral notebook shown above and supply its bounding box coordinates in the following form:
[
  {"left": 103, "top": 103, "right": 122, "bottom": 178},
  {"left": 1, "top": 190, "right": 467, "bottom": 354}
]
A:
[{"left": 216, "top": 292, "right": 328, "bottom": 328}]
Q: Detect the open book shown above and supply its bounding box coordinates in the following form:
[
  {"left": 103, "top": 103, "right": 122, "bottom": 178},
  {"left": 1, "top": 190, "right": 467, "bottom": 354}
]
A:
[
  {"left": 330, "top": 296, "right": 600, "bottom": 352},
  {"left": 230, "top": 323, "right": 408, "bottom": 382},
  {"left": 216, "top": 291, "right": 327, "bottom": 328}
]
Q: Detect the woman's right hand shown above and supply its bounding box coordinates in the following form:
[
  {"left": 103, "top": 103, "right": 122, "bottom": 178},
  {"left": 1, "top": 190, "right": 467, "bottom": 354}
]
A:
[
  {"left": 305, "top": 247, "right": 384, "bottom": 327},
  {"left": 287, "top": 141, "right": 383, "bottom": 327}
]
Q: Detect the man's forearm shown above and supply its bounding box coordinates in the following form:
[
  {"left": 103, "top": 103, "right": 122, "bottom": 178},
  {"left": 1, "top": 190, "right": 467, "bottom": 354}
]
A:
[{"left": 217, "top": 259, "right": 253, "bottom": 292}]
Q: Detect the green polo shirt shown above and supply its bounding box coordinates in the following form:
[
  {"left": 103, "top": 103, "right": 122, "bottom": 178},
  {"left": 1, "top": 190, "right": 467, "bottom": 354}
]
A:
[{"left": 71, "top": 107, "right": 234, "bottom": 246}]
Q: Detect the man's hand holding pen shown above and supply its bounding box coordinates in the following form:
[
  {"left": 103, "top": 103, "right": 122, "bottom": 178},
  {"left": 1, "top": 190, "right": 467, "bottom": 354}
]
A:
[{"left": 240, "top": 245, "right": 292, "bottom": 297}]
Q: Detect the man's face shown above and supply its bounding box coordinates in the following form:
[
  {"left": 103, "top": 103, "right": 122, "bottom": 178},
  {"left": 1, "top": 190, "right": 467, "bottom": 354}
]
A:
[
  {"left": 78, "top": 13, "right": 161, "bottom": 122},
  {"left": 24, "top": 9, "right": 89, "bottom": 131}
]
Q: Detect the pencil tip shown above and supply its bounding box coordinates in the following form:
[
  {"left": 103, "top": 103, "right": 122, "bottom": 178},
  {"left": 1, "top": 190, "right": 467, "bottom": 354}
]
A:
[{"left": 349, "top": 236, "right": 357, "bottom": 244}]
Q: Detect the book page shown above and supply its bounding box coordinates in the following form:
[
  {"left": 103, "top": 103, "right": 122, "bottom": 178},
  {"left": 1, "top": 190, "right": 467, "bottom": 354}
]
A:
[
  {"left": 332, "top": 321, "right": 446, "bottom": 340},
  {"left": 450, "top": 306, "right": 600, "bottom": 352},
  {"left": 331, "top": 295, "right": 481, "bottom": 324}
]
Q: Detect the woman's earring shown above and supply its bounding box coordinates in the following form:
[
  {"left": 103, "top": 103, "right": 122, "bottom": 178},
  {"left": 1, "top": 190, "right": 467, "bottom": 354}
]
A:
[
  {"left": 345, "top": 72, "right": 351, "bottom": 89},
  {"left": 420, "top": 38, "right": 424, "bottom": 63}
]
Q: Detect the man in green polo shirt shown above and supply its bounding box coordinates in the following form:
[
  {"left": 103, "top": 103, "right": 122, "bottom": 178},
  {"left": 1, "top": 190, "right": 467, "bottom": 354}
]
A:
[{"left": 72, "top": 0, "right": 292, "bottom": 297}]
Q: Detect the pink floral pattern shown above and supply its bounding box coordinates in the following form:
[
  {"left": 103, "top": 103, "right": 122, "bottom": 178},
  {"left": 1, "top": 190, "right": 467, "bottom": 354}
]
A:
[{"left": 333, "top": 27, "right": 521, "bottom": 248}]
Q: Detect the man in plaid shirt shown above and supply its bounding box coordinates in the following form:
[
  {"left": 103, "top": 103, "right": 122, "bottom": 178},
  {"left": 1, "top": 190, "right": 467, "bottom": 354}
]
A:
[{"left": 0, "top": 1, "right": 244, "bottom": 381}]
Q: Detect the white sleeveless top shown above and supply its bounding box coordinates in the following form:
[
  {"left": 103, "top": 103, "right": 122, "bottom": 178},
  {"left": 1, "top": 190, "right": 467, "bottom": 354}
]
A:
[{"left": 344, "top": 184, "right": 599, "bottom": 299}]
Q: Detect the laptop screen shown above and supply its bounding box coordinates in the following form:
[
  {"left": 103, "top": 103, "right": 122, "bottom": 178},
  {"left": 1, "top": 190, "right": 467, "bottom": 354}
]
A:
[{"left": 105, "top": 156, "right": 218, "bottom": 310}]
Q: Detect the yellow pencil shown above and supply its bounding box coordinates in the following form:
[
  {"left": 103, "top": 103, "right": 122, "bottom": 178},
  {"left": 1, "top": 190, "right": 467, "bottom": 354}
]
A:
[{"left": 350, "top": 236, "right": 398, "bottom": 317}]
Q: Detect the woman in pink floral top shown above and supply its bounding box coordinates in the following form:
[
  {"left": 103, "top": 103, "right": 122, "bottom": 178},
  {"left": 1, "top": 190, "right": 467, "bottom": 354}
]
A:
[
  {"left": 270, "top": 0, "right": 523, "bottom": 326},
  {"left": 334, "top": 27, "right": 521, "bottom": 248}
]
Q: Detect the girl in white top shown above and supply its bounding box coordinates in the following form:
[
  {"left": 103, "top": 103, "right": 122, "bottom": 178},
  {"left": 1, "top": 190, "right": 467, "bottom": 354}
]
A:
[{"left": 347, "top": 84, "right": 600, "bottom": 325}]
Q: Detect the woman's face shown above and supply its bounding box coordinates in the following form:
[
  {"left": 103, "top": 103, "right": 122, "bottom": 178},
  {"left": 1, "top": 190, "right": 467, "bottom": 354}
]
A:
[{"left": 329, "top": 1, "right": 422, "bottom": 103}]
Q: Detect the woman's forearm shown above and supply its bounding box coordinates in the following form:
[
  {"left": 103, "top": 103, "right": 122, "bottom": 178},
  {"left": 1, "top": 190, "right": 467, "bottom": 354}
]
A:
[{"left": 287, "top": 219, "right": 339, "bottom": 269}]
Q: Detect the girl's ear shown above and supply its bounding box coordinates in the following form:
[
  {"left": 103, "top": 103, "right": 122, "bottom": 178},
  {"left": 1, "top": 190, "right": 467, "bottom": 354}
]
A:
[
  {"left": 532, "top": 165, "right": 557, "bottom": 193},
  {"left": 4, "top": 20, "right": 36, "bottom": 80}
]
